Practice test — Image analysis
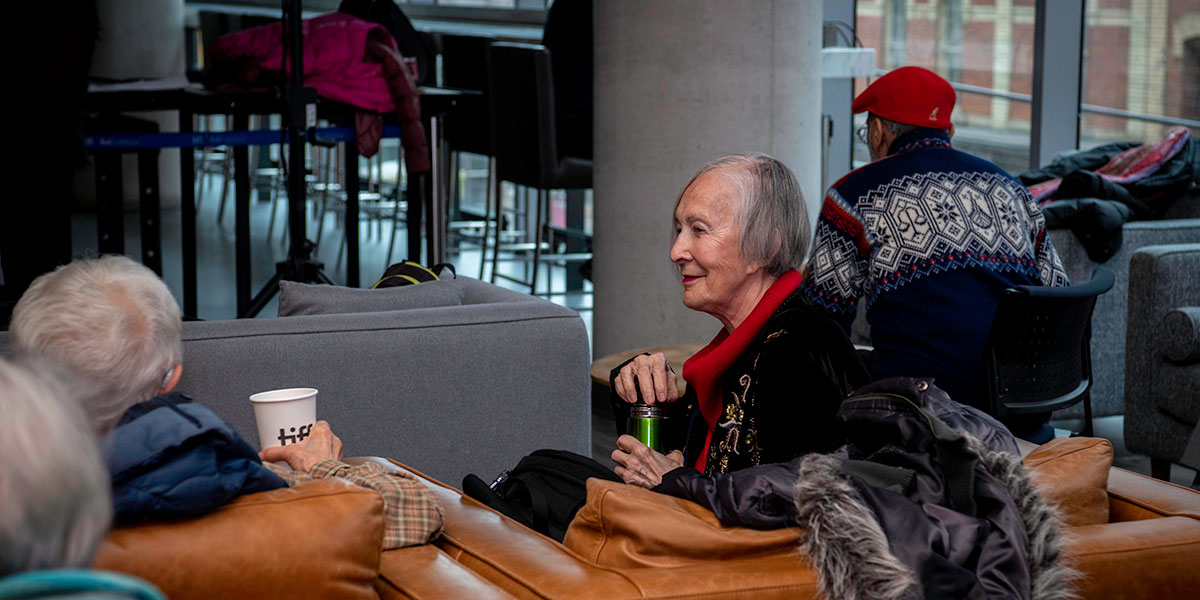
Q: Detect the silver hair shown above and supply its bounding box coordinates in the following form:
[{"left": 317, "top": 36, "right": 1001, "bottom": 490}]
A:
[
  {"left": 0, "top": 359, "right": 112, "bottom": 575},
  {"left": 676, "top": 153, "right": 811, "bottom": 276},
  {"left": 10, "top": 255, "right": 183, "bottom": 435},
  {"left": 870, "top": 113, "right": 920, "bottom": 139}
]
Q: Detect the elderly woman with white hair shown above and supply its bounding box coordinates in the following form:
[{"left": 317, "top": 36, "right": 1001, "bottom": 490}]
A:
[
  {"left": 9, "top": 256, "right": 442, "bottom": 549},
  {"left": 0, "top": 359, "right": 111, "bottom": 576},
  {"left": 610, "top": 153, "right": 869, "bottom": 487}
]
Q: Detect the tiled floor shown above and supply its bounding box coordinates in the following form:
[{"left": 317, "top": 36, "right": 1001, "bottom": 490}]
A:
[{"left": 59, "top": 150, "right": 1195, "bottom": 489}]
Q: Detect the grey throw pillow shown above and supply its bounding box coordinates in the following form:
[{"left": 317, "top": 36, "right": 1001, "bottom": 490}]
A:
[{"left": 277, "top": 279, "right": 465, "bottom": 316}]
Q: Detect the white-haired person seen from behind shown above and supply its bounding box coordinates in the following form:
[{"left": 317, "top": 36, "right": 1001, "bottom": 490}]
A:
[
  {"left": 0, "top": 359, "right": 110, "bottom": 576},
  {"left": 9, "top": 256, "right": 443, "bottom": 549}
]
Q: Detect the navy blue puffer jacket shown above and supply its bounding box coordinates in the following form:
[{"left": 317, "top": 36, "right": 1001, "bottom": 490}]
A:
[{"left": 101, "top": 393, "right": 286, "bottom": 525}]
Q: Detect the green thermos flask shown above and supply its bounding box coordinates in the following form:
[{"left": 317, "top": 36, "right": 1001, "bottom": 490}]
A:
[{"left": 628, "top": 403, "right": 665, "bottom": 453}]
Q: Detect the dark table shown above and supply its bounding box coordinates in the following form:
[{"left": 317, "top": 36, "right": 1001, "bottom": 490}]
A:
[
  {"left": 86, "top": 83, "right": 475, "bottom": 317},
  {"left": 88, "top": 85, "right": 365, "bottom": 318},
  {"left": 85, "top": 83, "right": 201, "bottom": 316}
]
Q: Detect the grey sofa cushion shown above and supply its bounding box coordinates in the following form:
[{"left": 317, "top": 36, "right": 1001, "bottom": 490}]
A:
[
  {"left": 179, "top": 298, "right": 591, "bottom": 485},
  {"left": 278, "top": 279, "right": 465, "bottom": 316}
]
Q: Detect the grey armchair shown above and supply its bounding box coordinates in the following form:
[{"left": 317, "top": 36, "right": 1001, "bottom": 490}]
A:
[
  {"left": 1123, "top": 243, "right": 1200, "bottom": 481},
  {"left": 1049, "top": 213, "right": 1200, "bottom": 419}
]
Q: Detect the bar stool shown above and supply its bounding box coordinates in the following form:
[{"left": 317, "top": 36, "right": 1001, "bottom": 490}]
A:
[
  {"left": 441, "top": 34, "right": 497, "bottom": 277},
  {"left": 485, "top": 42, "right": 592, "bottom": 295}
]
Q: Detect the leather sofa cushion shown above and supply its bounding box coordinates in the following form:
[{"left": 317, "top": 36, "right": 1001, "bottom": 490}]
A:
[
  {"left": 563, "top": 478, "right": 801, "bottom": 569},
  {"left": 1067, "top": 517, "right": 1200, "bottom": 598},
  {"left": 278, "top": 278, "right": 464, "bottom": 316},
  {"left": 563, "top": 438, "right": 1114, "bottom": 569},
  {"left": 375, "top": 545, "right": 514, "bottom": 600},
  {"left": 93, "top": 478, "right": 385, "bottom": 600},
  {"left": 1022, "top": 436, "right": 1113, "bottom": 528}
]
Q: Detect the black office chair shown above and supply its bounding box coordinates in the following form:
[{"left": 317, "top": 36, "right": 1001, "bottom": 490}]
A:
[
  {"left": 982, "top": 266, "right": 1115, "bottom": 439},
  {"left": 484, "top": 42, "right": 592, "bottom": 295},
  {"left": 441, "top": 34, "right": 497, "bottom": 277}
]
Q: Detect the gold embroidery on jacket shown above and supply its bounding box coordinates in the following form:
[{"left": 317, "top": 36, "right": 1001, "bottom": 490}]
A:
[
  {"left": 717, "top": 374, "right": 752, "bottom": 456},
  {"left": 708, "top": 328, "right": 789, "bottom": 473}
]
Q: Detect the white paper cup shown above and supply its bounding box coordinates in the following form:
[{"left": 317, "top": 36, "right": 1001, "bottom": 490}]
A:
[{"left": 249, "top": 387, "right": 318, "bottom": 450}]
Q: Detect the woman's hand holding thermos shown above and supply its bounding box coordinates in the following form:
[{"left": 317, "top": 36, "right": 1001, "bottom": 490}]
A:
[
  {"left": 613, "top": 352, "right": 679, "bottom": 405},
  {"left": 611, "top": 435, "right": 685, "bottom": 489}
]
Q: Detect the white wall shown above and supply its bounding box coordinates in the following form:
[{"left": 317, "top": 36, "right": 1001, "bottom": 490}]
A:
[{"left": 592, "top": 0, "right": 823, "bottom": 357}]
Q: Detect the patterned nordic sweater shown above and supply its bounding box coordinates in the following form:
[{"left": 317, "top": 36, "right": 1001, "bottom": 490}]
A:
[{"left": 802, "top": 128, "right": 1069, "bottom": 408}]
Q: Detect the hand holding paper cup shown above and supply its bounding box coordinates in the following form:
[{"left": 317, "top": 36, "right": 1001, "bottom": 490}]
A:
[{"left": 250, "top": 387, "right": 318, "bottom": 450}]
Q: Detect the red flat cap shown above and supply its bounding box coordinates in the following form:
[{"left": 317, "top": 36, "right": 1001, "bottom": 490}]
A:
[{"left": 852, "top": 66, "right": 955, "bottom": 129}]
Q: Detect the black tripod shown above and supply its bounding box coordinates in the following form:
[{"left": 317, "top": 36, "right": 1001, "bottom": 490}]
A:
[{"left": 241, "top": 0, "right": 336, "bottom": 318}]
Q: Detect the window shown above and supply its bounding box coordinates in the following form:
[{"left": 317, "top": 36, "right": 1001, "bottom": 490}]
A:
[
  {"left": 1080, "top": 0, "right": 1200, "bottom": 148},
  {"left": 854, "top": 0, "right": 1037, "bottom": 174}
]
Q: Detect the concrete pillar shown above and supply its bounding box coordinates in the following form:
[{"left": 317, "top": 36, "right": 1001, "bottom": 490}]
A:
[{"left": 593, "top": 0, "right": 823, "bottom": 357}]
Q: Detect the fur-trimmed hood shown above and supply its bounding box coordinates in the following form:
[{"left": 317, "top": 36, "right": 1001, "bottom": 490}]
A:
[
  {"left": 653, "top": 377, "right": 1080, "bottom": 598},
  {"left": 792, "top": 378, "right": 1079, "bottom": 600}
]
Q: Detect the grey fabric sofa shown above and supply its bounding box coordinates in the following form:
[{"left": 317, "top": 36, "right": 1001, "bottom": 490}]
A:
[
  {"left": 1049, "top": 210, "right": 1200, "bottom": 418},
  {"left": 1123, "top": 243, "right": 1200, "bottom": 481},
  {"left": 1, "top": 277, "right": 592, "bottom": 487}
]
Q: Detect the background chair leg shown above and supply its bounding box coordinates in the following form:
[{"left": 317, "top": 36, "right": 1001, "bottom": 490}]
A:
[
  {"left": 217, "top": 150, "right": 231, "bottom": 224},
  {"left": 1151, "top": 458, "right": 1172, "bottom": 482},
  {"left": 530, "top": 189, "right": 546, "bottom": 295},
  {"left": 478, "top": 161, "right": 494, "bottom": 280},
  {"left": 489, "top": 178, "right": 503, "bottom": 284}
]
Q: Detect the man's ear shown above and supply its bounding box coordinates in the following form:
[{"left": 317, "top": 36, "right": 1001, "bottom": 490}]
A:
[
  {"left": 159, "top": 364, "right": 183, "bottom": 394},
  {"left": 948, "top": 123, "right": 956, "bottom": 139},
  {"left": 870, "top": 120, "right": 885, "bottom": 155}
]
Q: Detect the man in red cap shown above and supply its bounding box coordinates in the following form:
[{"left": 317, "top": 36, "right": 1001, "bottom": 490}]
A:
[{"left": 802, "top": 66, "right": 1069, "bottom": 442}]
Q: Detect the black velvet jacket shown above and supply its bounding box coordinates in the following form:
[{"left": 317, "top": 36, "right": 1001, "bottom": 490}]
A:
[{"left": 611, "top": 289, "right": 870, "bottom": 476}]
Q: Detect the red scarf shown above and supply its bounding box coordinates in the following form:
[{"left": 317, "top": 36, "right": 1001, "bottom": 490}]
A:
[{"left": 681, "top": 269, "right": 804, "bottom": 472}]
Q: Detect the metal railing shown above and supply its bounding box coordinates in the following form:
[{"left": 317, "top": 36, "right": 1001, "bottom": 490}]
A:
[
  {"left": 1078, "top": 104, "right": 1200, "bottom": 130},
  {"left": 876, "top": 68, "right": 1200, "bottom": 131}
]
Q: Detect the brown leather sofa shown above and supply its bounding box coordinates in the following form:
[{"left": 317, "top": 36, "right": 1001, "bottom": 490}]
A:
[
  {"left": 94, "top": 446, "right": 1200, "bottom": 599},
  {"left": 90, "top": 472, "right": 512, "bottom": 600},
  {"left": 398, "top": 441, "right": 1200, "bottom": 600}
]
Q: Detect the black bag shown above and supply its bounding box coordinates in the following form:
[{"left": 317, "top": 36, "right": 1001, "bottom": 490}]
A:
[
  {"left": 462, "top": 450, "right": 621, "bottom": 542},
  {"left": 371, "top": 260, "right": 454, "bottom": 288}
]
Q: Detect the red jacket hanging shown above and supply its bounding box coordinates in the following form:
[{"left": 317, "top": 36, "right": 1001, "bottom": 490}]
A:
[{"left": 209, "top": 12, "right": 429, "bottom": 172}]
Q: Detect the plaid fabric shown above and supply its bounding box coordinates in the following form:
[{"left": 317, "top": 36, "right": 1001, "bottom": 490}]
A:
[{"left": 266, "top": 459, "right": 444, "bottom": 550}]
